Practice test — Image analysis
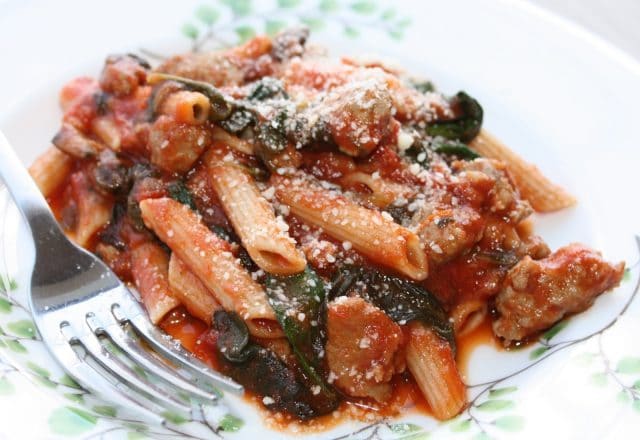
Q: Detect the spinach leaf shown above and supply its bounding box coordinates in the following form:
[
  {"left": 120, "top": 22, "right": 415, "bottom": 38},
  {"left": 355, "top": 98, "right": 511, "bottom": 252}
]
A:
[
  {"left": 212, "top": 311, "right": 316, "bottom": 419},
  {"left": 265, "top": 267, "right": 339, "bottom": 411},
  {"left": 148, "top": 73, "right": 234, "bottom": 121},
  {"left": 410, "top": 79, "right": 435, "bottom": 93},
  {"left": 256, "top": 111, "right": 289, "bottom": 153},
  {"left": 426, "top": 91, "right": 483, "bottom": 142},
  {"left": 404, "top": 138, "right": 479, "bottom": 171},
  {"left": 248, "top": 77, "right": 288, "bottom": 101},
  {"left": 254, "top": 110, "right": 294, "bottom": 172},
  {"left": 209, "top": 225, "right": 235, "bottom": 243},
  {"left": 214, "top": 310, "right": 252, "bottom": 363},
  {"left": 329, "top": 266, "right": 456, "bottom": 352},
  {"left": 404, "top": 140, "right": 432, "bottom": 167},
  {"left": 433, "top": 140, "right": 480, "bottom": 160},
  {"left": 167, "top": 180, "right": 197, "bottom": 210},
  {"left": 218, "top": 108, "right": 257, "bottom": 134}
]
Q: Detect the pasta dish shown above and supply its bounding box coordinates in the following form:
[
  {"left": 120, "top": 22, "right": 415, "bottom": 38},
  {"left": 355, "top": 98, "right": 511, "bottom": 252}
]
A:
[{"left": 29, "top": 28, "right": 624, "bottom": 426}]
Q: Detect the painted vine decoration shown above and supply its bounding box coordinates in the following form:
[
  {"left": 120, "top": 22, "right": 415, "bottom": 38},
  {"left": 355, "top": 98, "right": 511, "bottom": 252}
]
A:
[
  {"left": 573, "top": 331, "right": 640, "bottom": 414},
  {"left": 180, "top": 0, "right": 412, "bottom": 52}
]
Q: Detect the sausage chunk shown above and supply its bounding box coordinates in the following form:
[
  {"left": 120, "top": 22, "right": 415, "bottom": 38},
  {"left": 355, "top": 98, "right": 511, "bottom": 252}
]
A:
[
  {"left": 148, "top": 116, "right": 211, "bottom": 174},
  {"left": 324, "top": 78, "right": 394, "bottom": 158},
  {"left": 325, "top": 296, "right": 405, "bottom": 402},
  {"left": 493, "top": 243, "right": 624, "bottom": 343}
]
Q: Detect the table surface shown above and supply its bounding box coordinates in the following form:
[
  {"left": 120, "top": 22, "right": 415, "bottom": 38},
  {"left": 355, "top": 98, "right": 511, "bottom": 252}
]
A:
[{"left": 530, "top": 0, "right": 640, "bottom": 61}]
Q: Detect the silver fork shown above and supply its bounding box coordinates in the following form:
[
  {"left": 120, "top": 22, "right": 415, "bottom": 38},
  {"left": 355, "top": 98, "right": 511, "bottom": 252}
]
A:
[{"left": 0, "top": 131, "right": 242, "bottom": 424}]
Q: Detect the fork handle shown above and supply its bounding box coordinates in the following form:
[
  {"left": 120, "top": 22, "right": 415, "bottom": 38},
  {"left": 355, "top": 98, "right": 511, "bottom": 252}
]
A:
[{"left": 0, "top": 131, "right": 69, "bottom": 252}]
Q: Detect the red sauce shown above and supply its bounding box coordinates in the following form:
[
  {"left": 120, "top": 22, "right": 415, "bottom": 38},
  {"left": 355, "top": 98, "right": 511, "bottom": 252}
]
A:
[
  {"left": 159, "top": 307, "right": 208, "bottom": 353},
  {"left": 456, "top": 316, "right": 500, "bottom": 377}
]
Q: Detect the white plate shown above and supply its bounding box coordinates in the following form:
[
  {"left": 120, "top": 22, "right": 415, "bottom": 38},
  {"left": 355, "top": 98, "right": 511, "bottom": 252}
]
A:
[{"left": 0, "top": 0, "right": 639, "bottom": 438}]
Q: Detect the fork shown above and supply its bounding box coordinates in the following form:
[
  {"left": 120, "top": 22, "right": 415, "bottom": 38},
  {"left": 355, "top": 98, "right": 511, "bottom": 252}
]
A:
[{"left": 0, "top": 131, "right": 243, "bottom": 425}]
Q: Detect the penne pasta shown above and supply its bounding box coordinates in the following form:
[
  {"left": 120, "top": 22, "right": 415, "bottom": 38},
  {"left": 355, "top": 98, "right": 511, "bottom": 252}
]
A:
[
  {"left": 160, "top": 90, "right": 210, "bottom": 125},
  {"left": 339, "top": 171, "right": 416, "bottom": 208},
  {"left": 168, "top": 253, "right": 221, "bottom": 323},
  {"left": 69, "top": 171, "right": 113, "bottom": 247},
  {"left": 272, "top": 174, "right": 428, "bottom": 280},
  {"left": 91, "top": 116, "right": 121, "bottom": 151},
  {"left": 130, "top": 242, "right": 180, "bottom": 324},
  {"left": 138, "top": 197, "right": 283, "bottom": 338},
  {"left": 211, "top": 126, "right": 255, "bottom": 155},
  {"left": 470, "top": 130, "right": 576, "bottom": 212},
  {"left": 28, "top": 147, "right": 74, "bottom": 198},
  {"left": 406, "top": 321, "right": 467, "bottom": 420},
  {"left": 450, "top": 300, "right": 487, "bottom": 337},
  {"left": 206, "top": 150, "right": 307, "bottom": 275}
]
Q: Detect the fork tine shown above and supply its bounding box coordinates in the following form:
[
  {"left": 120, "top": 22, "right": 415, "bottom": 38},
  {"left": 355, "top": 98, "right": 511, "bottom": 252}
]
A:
[
  {"left": 79, "top": 316, "right": 192, "bottom": 414},
  {"left": 103, "top": 320, "right": 219, "bottom": 402},
  {"left": 42, "top": 330, "right": 166, "bottom": 425},
  {"left": 118, "top": 307, "right": 243, "bottom": 394}
]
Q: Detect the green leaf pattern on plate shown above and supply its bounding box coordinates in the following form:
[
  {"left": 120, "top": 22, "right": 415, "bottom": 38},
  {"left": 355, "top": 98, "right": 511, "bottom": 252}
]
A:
[
  {"left": 180, "top": 0, "right": 412, "bottom": 52},
  {"left": 218, "top": 413, "right": 244, "bottom": 432},
  {"left": 617, "top": 357, "right": 640, "bottom": 374},
  {"left": 573, "top": 333, "right": 640, "bottom": 414},
  {"left": 0, "top": 377, "right": 15, "bottom": 395},
  {"left": 48, "top": 407, "right": 98, "bottom": 436},
  {"left": 7, "top": 319, "right": 36, "bottom": 339}
]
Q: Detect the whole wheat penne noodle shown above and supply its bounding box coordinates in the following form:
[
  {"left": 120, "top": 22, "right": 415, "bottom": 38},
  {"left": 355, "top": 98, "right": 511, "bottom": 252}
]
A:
[
  {"left": 131, "top": 242, "right": 181, "bottom": 324},
  {"left": 69, "top": 171, "right": 113, "bottom": 247},
  {"left": 272, "top": 174, "right": 428, "bottom": 280},
  {"left": 160, "top": 90, "right": 210, "bottom": 125},
  {"left": 206, "top": 151, "right": 307, "bottom": 275},
  {"left": 168, "top": 254, "right": 221, "bottom": 323},
  {"left": 28, "top": 147, "right": 73, "bottom": 198},
  {"left": 139, "top": 197, "right": 283, "bottom": 338},
  {"left": 406, "top": 321, "right": 467, "bottom": 420},
  {"left": 92, "top": 116, "right": 122, "bottom": 151},
  {"left": 450, "top": 300, "right": 487, "bottom": 337},
  {"left": 339, "top": 171, "right": 416, "bottom": 209},
  {"left": 470, "top": 130, "right": 576, "bottom": 212},
  {"left": 211, "top": 126, "right": 255, "bottom": 155}
]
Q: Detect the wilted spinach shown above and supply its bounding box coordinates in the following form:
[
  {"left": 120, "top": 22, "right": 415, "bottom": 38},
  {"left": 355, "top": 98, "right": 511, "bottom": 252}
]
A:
[
  {"left": 410, "top": 79, "right": 435, "bottom": 93},
  {"left": 329, "top": 266, "right": 456, "bottom": 352},
  {"left": 426, "top": 91, "right": 483, "bottom": 142},
  {"left": 212, "top": 311, "right": 316, "bottom": 419},
  {"left": 248, "top": 77, "right": 288, "bottom": 101},
  {"left": 219, "top": 108, "right": 257, "bottom": 134},
  {"left": 265, "top": 267, "right": 339, "bottom": 414},
  {"left": 167, "top": 180, "right": 196, "bottom": 210},
  {"left": 405, "top": 138, "right": 479, "bottom": 170},
  {"left": 433, "top": 140, "right": 480, "bottom": 160},
  {"left": 253, "top": 110, "right": 293, "bottom": 172},
  {"left": 215, "top": 311, "right": 252, "bottom": 363},
  {"left": 256, "top": 111, "right": 289, "bottom": 153}
]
